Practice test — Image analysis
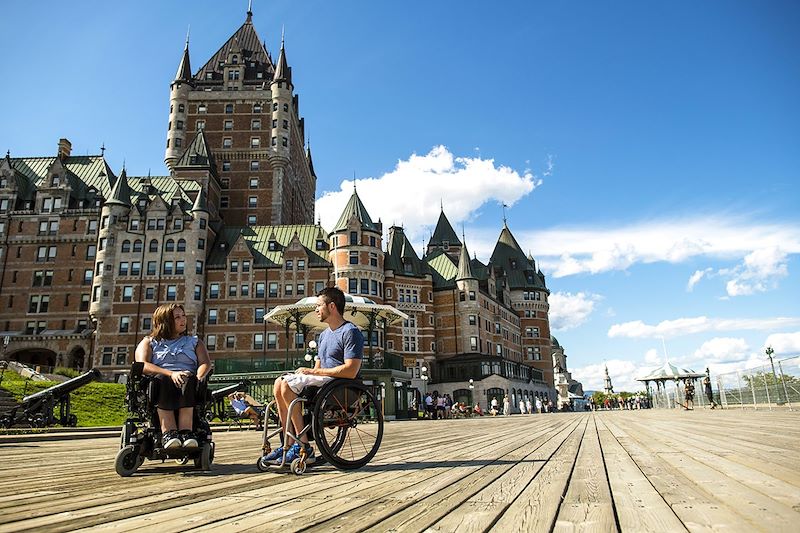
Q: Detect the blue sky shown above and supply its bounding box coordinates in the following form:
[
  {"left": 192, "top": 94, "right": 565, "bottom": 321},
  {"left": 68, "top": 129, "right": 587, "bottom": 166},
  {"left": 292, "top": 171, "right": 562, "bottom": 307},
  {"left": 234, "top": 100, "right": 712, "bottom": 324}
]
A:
[{"left": 3, "top": 0, "right": 799, "bottom": 391}]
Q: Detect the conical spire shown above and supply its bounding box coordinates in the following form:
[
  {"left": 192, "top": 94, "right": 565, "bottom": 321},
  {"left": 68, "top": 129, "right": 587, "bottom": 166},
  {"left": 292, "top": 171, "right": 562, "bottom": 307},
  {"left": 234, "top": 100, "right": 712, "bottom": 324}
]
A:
[
  {"left": 306, "top": 143, "right": 316, "bottom": 178},
  {"left": 456, "top": 241, "right": 476, "bottom": 281},
  {"left": 191, "top": 188, "right": 208, "bottom": 213},
  {"left": 429, "top": 210, "right": 461, "bottom": 248},
  {"left": 105, "top": 168, "right": 133, "bottom": 207},
  {"left": 175, "top": 33, "right": 192, "bottom": 81},
  {"left": 332, "top": 190, "right": 377, "bottom": 233},
  {"left": 273, "top": 32, "right": 291, "bottom": 84}
]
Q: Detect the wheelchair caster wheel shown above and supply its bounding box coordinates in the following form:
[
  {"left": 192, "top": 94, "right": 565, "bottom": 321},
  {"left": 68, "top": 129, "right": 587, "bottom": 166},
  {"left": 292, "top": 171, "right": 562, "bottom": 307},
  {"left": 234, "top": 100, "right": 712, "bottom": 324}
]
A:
[
  {"left": 256, "top": 456, "right": 272, "bottom": 472},
  {"left": 291, "top": 458, "right": 306, "bottom": 475},
  {"left": 176, "top": 457, "right": 189, "bottom": 465}
]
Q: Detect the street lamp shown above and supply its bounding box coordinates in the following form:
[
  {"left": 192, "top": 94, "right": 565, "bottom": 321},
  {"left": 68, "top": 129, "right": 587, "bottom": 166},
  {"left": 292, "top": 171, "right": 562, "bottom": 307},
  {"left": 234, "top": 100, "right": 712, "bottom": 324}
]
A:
[
  {"left": 469, "top": 378, "right": 474, "bottom": 407},
  {"left": 766, "top": 346, "right": 781, "bottom": 403},
  {"left": 420, "top": 365, "right": 429, "bottom": 394},
  {"left": 304, "top": 340, "right": 317, "bottom": 366}
]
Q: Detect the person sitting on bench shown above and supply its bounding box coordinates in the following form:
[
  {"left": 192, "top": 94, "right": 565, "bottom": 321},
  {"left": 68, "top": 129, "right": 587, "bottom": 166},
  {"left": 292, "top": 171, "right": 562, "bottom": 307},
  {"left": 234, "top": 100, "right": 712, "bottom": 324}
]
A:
[{"left": 228, "top": 392, "right": 264, "bottom": 428}]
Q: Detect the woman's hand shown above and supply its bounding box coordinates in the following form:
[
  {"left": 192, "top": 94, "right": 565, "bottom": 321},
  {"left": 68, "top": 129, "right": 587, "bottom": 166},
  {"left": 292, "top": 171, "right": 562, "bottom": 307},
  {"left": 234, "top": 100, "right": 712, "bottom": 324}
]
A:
[{"left": 171, "top": 370, "right": 191, "bottom": 387}]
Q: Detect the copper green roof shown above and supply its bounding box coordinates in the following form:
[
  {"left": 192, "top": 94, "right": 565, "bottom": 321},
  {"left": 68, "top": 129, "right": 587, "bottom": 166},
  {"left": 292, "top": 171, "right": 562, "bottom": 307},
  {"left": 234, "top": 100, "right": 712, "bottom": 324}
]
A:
[
  {"left": 191, "top": 189, "right": 208, "bottom": 213},
  {"left": 429, "top": 210, "right": 461, "bottom": 247},
  {"left": 490, "top": 224, "right": 548, "bottom": 291},
  {"left": 175, "top": 130, "right": 215, "bottom": 169},
  {"left": 105, "top": 169, "right": 133, "bottom": 207},
  {"left": 385, "top": 226, "right": 427, "bottom": 277},
  {"left": 332, "top": 190, "right": 378, "bottom": 233},
  {"left": 456, "top": 242, "right": 476, "bottom": 281},
  {"left": 9, "top": 155, "right": 115, "bottom": 201},
  {"left": 425, "top": 249, "right": 458, "bottom": 289},
  {"left": 208, "top": 224, "right": 331, "bottom": 267},
  {"left": 273, "top": 42, "right": 291, "bottom": 84},
  {"left": 194, "top": 15, "right": 274, "bottom": 84},
  {"left": 175, "top": 43, "right": 192, "bottom": 81}
]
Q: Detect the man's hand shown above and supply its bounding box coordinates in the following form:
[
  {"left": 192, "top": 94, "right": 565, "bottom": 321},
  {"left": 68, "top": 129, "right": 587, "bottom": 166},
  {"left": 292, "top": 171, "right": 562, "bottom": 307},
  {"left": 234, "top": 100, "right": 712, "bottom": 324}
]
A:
[{"left": 296, "top": 367, "right": 317, "bottom": 375}]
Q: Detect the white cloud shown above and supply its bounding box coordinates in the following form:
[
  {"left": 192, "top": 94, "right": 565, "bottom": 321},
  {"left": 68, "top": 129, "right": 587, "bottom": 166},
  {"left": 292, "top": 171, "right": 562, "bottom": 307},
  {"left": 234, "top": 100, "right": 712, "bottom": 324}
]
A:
[
  {"left": 724, "top": 247, "right": 789, "bottom": 296},
  {"left": 513, "top": 218, "right": 800, "bottom": 294},
  {"left": 315, "top": 145, "right": 541, "bottom": 248},
  {"left": 572, "top": 359, "right": 644, "bottom": 393},
  {"left": 687, "top": 268, "right": 713, "bottom": 292},
  {"left": 763, "top": 331, "right": 800, "bottom": 356},
  {"left": 644, "top": 348, "right": 661, "bottom": 365},
  {"left": 608, "top": 316, "right": 800, "bottom": 339},
  {"left": 690, "top": 337, "right": 750, "bottom": 365},
  {"left": 548, "top": 291, "right": 602, "bottom": 331}
]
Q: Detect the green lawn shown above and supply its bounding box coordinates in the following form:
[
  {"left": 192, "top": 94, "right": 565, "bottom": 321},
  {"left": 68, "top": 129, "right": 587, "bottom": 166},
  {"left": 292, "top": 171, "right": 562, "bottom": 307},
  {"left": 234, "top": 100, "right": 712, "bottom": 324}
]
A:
[{"left": 1, "top": 370, "right": 126, "bottom": 427}]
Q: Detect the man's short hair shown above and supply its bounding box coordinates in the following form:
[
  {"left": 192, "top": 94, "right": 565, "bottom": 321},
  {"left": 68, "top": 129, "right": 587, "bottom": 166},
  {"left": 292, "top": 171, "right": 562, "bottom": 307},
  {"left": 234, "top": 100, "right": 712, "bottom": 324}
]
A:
[{"left": 318, "top": 286, "right": 346, "bottom": 315}]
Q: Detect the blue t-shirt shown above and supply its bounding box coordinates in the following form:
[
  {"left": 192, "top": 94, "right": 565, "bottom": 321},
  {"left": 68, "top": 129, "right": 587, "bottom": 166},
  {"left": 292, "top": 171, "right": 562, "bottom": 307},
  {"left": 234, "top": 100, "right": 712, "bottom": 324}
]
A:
[
  {"left": 149, "top": 335, "right": 199, "bottom": 373},
  {"left": 317, "top": 322, "right": 364, "bottom": 369}
]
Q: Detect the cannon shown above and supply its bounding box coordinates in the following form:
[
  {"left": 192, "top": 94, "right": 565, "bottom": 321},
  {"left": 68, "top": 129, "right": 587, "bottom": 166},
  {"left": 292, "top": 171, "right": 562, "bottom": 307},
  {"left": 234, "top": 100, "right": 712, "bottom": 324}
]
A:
[
  {"left": 204, "top": 380, "right": 250, "bottom": 422},
  {"left": 0, "top": 368, "right": 101, "bottom": 428}
]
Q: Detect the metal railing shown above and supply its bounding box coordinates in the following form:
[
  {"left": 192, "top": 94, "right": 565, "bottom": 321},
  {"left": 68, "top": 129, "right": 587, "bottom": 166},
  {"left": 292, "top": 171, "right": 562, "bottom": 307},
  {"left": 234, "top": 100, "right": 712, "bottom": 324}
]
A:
[{"left": 714, "top": 355, "right": 799, "bottom": 410}]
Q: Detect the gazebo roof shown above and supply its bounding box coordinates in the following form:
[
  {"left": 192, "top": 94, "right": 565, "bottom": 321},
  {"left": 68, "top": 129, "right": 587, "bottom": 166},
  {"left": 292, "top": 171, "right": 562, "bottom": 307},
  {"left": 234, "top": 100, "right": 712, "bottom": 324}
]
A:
[{"left": 637, "top": 361, "right": 705, "bottom": 382}]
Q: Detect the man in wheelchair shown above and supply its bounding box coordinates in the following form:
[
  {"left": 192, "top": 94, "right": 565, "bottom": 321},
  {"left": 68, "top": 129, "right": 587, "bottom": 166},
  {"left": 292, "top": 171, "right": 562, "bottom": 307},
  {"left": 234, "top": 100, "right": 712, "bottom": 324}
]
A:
[{"left": 265, "top": 286, "right": 364, "bottom": 466}]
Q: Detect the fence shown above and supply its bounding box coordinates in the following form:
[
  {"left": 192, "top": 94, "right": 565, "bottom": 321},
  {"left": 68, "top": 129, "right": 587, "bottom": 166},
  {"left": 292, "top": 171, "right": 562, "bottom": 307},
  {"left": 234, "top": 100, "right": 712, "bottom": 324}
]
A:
[{"left": 714, "top": 355, "right": 799, "bottom": 410}]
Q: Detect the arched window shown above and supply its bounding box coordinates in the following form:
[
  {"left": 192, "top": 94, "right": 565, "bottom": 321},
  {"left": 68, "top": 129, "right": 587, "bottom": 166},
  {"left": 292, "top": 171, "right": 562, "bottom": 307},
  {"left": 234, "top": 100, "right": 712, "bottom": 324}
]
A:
[
  {"left": 149, "top": 239, "right": 158, "bottom": 252},
  {"left": 165, "top": 239, "right": 175, "bottom": 252},
  {"left": 177, "top": 239, "right": 186, "bottom": 252},
  {"left": 121, "top": 240, "right": 131, "bottom": 253},
  {"left": 133, "top": 239, "right": 143, "bottom": 252}
]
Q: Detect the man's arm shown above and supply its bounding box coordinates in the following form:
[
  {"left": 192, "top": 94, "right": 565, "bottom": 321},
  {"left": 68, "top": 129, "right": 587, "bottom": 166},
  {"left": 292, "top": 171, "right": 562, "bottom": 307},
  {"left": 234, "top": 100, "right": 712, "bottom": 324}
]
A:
[{"left": 297, "top": 358, "right": 361, "bottom": 379}]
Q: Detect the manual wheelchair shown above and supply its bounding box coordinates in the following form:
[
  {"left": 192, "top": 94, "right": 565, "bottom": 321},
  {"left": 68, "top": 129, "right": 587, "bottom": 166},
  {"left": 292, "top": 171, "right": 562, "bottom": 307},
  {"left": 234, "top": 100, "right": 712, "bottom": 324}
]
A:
[
  {"left": 256, "top": 378, "right": 384, "bottom": 475},
  {"left": 115, "top": 361, "right": 214, "bottom": 477}
]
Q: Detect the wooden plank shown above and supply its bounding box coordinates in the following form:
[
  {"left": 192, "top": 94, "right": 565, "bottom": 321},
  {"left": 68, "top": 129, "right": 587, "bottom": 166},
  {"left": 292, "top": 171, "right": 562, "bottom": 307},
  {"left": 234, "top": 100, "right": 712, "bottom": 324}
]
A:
[
  {"left": 553, "top": 416, "right": 617, "bottom": 533},
  {"left": 484, "top": 419, "right": 585, "bottom": 532},
  {"left": 608, "top": 415, "right": 800, "bottom": 531},
  {"left": 594, "top": 415, "right": 686, "bottom": 532},
  {"left": 600, "top": 414, "right": 762, "bottom": 532}
]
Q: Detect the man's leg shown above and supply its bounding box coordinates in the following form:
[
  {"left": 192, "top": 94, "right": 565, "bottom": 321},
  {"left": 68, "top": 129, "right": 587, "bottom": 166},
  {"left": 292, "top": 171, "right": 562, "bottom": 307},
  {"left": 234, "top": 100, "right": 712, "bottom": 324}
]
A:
[{"left": 274, "top": 378, "right": 308, "bottom": 446}]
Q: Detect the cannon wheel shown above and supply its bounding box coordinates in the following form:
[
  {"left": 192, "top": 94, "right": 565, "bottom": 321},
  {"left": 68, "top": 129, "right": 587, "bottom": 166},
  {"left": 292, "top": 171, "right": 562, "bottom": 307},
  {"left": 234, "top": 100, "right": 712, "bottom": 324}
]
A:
[
  {"left": 115, "top": 445, "right": 144, "bottom": 477},
  {"left": 0, "top": 415, "right": 12, "bottom": 429},
  {"left": 195, "top": 442, "right": 214, "bottom": 471}
]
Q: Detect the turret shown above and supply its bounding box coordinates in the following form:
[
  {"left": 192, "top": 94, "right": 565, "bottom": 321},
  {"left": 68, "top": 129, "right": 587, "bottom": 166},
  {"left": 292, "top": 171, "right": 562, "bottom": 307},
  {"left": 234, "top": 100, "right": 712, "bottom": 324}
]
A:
[
  {"left": 165, "top": 35, "right": 192, "bottom": 170},
  {"left": 328, "top": 188, "right": 384, "bottom": 297},
  {"left": 90, "top": 168, "right": 131, "bottom": 320},
  {"left": 270, "top": 34, "right": 293, "bottom": 159}
]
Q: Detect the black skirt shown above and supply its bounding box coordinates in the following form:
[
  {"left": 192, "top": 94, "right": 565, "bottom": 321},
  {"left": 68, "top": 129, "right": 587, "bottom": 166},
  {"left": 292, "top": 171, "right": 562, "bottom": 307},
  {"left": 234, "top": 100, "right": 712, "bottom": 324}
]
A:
[{"left": 153, "top": 373, "right": 198, "bottom": 410}]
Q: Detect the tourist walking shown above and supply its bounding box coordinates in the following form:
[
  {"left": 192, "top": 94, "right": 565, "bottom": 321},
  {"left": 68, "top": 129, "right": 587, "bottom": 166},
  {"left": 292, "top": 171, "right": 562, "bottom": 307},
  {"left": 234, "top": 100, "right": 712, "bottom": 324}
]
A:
[
  {"left": 684, "top": 379, "right": 695, "bottom": 410},
  {"left": 503, "top": 395, "right": 511, "bottom": 416},
  {"left": 535, "top": 396, "right": 543, "bottom": 414},
  {"left": 519, "top": 398, "right": 527, "bottom": 414},
  {"left": 703, "top": 376, "right": 718, "bottom": 409},
  {"left": 526, "top": 398, "right": 533, "bottom": 414}
]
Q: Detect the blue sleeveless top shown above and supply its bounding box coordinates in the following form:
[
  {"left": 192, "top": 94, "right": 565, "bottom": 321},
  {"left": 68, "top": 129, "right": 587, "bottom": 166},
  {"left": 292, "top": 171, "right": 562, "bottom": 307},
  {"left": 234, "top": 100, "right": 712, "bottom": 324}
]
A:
[{"left": 149, "top": 335, "right": 199, "bottom": 372}]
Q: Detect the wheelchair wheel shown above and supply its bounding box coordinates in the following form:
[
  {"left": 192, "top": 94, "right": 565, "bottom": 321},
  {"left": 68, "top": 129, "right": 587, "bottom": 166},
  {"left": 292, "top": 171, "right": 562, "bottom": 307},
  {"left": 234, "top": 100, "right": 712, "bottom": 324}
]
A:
[
  {"left": 115, "top": 445, "right": 143, "bottom": 477},
  {"left": 312, "top": 381, "right": 383, "bottom": 470},
  {"left": 195, "top": 441, "right": 214, "bottom": 471}
]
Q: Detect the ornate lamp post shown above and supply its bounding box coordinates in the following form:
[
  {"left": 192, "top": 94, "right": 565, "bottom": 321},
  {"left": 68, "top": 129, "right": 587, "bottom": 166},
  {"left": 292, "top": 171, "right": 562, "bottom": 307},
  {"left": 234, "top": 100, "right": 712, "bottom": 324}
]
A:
[{"left": 469, "top": 378, "right": 474, "bottom": 405}]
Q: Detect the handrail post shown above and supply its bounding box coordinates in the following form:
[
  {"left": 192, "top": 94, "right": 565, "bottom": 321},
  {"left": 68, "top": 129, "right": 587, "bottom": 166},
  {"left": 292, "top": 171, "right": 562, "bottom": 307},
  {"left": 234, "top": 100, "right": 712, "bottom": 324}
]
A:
[
  {"left": 778, "top": 360, "right": 793, "bottom": 411},
  {"left": 763, "top": 372, "right": 772, "bottom": 411}
]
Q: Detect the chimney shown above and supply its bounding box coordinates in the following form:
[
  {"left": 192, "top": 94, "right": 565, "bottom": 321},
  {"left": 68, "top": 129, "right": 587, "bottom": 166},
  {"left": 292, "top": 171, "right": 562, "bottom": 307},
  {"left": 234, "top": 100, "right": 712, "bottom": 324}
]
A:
[{"left": 58, "top": 138, "right": 72, "bottom": 160}]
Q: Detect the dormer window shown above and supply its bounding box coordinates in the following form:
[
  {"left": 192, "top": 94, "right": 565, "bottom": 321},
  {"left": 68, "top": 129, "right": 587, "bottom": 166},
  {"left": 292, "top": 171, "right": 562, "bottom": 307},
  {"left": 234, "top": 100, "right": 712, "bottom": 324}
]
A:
[
  {"left": 51, "top": 174, "right": 60, "bottom": 187},
  {"left": 315, "top": 239, "right": 325, "bottom": 250},
  {"left": 349, "top": 231, "right": 358, "bottom": 245},
  {"left": 268, "top": 240, "right": 278, "bottom": 251},
  {"left": 232, "top": 55, "right": 238, "bottom": 64},
  {"left": 510, "top": 260, "right": 517, "bottom": 269},
  {"left": 0, "top": 177, "right": 7, "bottom": 188},
  {"left": 205, "top": 72, "right": 213, "bottom": 80},
  {"left": 442, "top": 240, "right": 449, "bottom": 250},
  {"left": 138, "top": 199, "right": 147, "bottom": 210}
]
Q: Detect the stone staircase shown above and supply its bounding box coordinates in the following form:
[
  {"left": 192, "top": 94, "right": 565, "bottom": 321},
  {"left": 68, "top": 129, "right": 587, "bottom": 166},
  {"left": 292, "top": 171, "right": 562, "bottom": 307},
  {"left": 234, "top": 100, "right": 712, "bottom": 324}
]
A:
[{"left": 0, "top": 388, "right": 20, "bottom": 415}]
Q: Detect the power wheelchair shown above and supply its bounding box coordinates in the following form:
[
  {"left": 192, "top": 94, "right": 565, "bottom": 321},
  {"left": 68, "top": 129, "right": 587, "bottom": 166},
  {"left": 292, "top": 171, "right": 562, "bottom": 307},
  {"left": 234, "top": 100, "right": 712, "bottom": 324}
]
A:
[
  {"left": 256, "top": 378, "right": 384, "bottom": 475},
  {"left": 115, "top": 361, "right": 214, "bottom": 477}
]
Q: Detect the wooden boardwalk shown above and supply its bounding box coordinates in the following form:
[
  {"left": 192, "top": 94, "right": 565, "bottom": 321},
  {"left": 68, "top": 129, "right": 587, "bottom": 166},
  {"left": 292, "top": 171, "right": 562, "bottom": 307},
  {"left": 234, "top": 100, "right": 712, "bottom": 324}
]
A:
[{"left": 1, "top": 410, "right": 798, "bottom": 532}]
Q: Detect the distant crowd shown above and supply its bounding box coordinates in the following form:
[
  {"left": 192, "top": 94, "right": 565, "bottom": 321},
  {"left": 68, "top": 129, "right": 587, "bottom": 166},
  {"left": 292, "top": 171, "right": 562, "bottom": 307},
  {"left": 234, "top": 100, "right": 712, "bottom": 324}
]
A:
[
  {"left": 415, "top": 391, "right": 558, "bottom": 419},
  {"left": 588, "top": 395, "right": 652, "bottom": 410}
]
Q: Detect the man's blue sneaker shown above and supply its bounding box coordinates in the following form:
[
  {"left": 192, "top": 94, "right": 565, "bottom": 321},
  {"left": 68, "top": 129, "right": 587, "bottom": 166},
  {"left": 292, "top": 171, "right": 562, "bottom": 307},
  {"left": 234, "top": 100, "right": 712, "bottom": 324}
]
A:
[
  {"left": 263, "top": 446, "right": 284, "bottom": 465},
  {"left": 285, "top": 442, "right": 315, "bottom": 464}
]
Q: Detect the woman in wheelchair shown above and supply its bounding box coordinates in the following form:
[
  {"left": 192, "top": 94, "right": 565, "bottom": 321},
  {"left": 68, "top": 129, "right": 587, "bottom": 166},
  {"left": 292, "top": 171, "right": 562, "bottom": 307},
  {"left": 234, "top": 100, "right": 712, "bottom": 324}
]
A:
[
  {"left": 264, "top": 287, "right": 364, "bottom": 466},
  {"left": 134, "top": 303, "right": 210, "bottom": 449}
]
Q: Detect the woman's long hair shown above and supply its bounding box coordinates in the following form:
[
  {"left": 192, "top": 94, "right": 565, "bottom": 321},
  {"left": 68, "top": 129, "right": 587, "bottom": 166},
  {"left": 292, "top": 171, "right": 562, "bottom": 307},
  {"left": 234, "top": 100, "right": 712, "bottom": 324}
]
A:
[{"left": 149, "top": 303, "right": 187, "bottom": 340}]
